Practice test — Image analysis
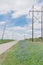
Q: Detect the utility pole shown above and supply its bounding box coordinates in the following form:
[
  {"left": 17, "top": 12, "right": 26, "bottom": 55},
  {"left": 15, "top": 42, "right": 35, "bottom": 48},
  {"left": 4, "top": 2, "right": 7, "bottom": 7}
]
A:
[
  {"left": 29, "top": 5, "right": 34, "bottom": 42},
  {"left": 1, "top": 23, "right": 6, "bottom": 40},
  {"left": 41, "top": 6, "right": 43, "bottom": 41},
  {"left": 41, "top": 6, "right": 42, "bottom": 41},
  {"left": 32, "top": 5, "right": 34, "bottom": 42}
]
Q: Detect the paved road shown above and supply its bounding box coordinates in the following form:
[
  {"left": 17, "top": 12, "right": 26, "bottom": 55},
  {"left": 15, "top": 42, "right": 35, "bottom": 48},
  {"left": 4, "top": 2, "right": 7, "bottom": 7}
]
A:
[{"left": 0, "top": 41, "right": 18, "bottom": 55}]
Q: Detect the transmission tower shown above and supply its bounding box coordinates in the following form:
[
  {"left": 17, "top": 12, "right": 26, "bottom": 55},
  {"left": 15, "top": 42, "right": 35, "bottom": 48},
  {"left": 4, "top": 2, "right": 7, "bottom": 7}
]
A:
[{"left": 29, "top": 5, "right": 43, "bottom": 42}]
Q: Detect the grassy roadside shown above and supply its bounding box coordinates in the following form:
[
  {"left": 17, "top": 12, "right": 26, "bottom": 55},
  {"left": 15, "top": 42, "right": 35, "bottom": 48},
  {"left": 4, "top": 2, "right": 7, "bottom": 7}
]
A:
[
  {"left": 0, "top": 40, "right": 43, "bottom": 65},
  {"left": 25, "top": 38, "right": 43, "bottom": 42},
  {"left": 0, "top": 40, "right": 14, "bottom": 44}
]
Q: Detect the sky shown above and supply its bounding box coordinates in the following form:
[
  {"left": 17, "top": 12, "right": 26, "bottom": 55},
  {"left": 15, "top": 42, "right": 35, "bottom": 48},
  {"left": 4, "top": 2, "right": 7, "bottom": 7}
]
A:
[{"left": 0, "top": 0, "right": 43, "bottom": 40}]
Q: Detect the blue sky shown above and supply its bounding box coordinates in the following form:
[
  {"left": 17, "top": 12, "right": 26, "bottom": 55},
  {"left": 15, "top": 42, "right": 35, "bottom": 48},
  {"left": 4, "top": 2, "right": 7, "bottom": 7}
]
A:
[
  {"left": 38, "top": 0, "right": 43, "bottom": 3},
  {"left": 0, "top": 11, "right": 31, "bottom": 27},
  {"left": 0, "top": 0, "right": 43, "bottom": 40}
]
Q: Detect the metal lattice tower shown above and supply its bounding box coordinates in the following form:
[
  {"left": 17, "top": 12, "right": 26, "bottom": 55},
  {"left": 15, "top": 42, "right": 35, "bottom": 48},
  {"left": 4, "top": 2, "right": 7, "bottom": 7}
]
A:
[{"left": 29, "top": 5, "right": 43, "bottom": 42}]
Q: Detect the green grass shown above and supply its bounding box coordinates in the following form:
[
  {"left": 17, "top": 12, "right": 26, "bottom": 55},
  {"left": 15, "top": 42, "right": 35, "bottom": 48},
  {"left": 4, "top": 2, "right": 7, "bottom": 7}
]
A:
[
  {"left": 25, "top": 38, "right": 43, "bottom": 42},
  {"left": 0, "top": 40, "right": 43, "bottom": 65},
  {"left": 0, "top": 40, "right": 14, "bottom": 44}
]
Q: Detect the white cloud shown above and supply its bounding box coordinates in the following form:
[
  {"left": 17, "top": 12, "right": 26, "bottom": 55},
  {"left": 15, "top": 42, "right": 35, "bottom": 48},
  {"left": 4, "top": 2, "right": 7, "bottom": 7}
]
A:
[
  {"left": 0, "top": 20, "right": 41, "bottom": 40},
  {"left": 0, "top": 0, "right": 42, "bottom": 40},
  {"left": 1, "top": 21, "right": 40, "bottom": 40},
  {"left": 0, "top": 0, "right": 43, "bottom": 18},
  {"left": 0, "top": 0, "right": 37, "bottom": 17},
  {"left": 0, "top": 21, "right": 6, "bottom": 25},
  {"left": 12, "top": 10, "right": 28, "bottom": 18},
  {"left": 12, "top": 0, "right": 37, "bottom": 18},
  {"left": 7, "top": 26, "right": 26, "bottom": 30}
]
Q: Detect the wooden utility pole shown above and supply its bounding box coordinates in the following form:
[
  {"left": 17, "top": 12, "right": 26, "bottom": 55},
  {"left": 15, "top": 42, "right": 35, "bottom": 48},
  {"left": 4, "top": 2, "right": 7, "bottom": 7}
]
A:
[{"left": 32, "top": 5, "right": 34, "bottom": 42}]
